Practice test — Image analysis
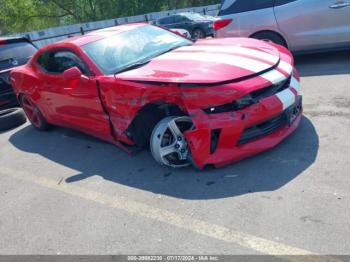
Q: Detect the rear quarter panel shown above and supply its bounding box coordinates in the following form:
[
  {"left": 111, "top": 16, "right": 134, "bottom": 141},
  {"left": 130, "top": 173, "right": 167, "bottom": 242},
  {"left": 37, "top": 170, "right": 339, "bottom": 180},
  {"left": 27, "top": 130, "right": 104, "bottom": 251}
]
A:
[
  {"left": 216, "top": 8, "right": 278, "bottom": 38},
  {"left": 10, "top": 64, "right": 53, "bottom": 122}
]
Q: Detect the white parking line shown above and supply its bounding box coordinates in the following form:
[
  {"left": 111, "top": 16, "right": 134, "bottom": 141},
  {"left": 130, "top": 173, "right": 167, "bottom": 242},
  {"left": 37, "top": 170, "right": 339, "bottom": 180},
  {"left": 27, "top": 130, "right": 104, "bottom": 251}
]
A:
[{"left": 0, "top": 166, "right": 341, "bottom": 261}]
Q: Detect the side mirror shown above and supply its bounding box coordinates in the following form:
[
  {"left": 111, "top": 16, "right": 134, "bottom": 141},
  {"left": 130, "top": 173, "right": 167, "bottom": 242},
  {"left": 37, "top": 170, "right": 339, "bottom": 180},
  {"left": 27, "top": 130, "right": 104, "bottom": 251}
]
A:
[{"left": 63, "top": 66, "right": 82, "bottom": 80}]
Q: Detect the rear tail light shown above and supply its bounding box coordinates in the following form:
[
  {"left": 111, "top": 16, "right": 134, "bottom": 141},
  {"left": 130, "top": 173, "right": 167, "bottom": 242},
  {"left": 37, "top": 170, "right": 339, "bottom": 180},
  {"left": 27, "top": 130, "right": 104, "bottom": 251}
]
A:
[{"left": 213, "top": 19, "right": 233, "bottom": 31}]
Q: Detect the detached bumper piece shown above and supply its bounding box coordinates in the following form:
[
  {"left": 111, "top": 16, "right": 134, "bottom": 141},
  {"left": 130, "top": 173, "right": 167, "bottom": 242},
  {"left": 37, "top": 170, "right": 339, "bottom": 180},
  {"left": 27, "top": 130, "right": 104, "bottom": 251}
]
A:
[{"left": 238, "top": 96, "right": 302, "bottom": 145}]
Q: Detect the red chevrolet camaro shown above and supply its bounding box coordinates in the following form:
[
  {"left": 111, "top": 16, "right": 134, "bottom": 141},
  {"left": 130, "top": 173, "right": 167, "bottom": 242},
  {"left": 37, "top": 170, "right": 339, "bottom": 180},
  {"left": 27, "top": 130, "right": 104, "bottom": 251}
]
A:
[{"left": 10, "top": 24, "right": 302, "bottom": 169}]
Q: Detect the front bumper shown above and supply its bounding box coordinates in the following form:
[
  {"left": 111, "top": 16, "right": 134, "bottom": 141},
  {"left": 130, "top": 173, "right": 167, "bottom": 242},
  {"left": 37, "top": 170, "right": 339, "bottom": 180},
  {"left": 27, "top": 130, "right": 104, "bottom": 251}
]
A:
[{"left": 185, "top": 84, "right": 302, "bottom": 169}]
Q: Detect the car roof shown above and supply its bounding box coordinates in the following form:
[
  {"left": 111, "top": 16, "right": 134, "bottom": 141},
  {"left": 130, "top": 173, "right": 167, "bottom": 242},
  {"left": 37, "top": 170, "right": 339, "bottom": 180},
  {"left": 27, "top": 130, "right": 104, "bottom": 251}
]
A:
[{"left": 55, "top": 23, "right": 147, "bottom": 47}]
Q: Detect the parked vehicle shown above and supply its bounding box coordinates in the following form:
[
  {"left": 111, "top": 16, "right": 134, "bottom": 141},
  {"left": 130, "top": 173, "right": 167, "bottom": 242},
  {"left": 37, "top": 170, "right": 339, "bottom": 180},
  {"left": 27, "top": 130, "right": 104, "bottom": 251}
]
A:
[
  {"left": 154, "top": 12, "right": 215, "bottom": 39},
  {"left": 0, "top": 37, "right": 35, "bottom": 131},
  {"left": 0, "top": 37, "right": 37, "bottom": 109},
  {"left": 215, "top": 0, "right": 350, "bottom": 53},
  {"left": 11, "top": 24, "right": 302, "bottom": 169}
]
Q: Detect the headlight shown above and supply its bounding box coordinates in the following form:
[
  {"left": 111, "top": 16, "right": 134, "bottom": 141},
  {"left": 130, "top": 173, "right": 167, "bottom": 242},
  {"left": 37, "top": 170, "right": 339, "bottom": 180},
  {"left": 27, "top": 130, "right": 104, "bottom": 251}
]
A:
[
  {"left": 203, "top": 103, "right": 234, "bottom": 114},
  {"left": 203, "top": 94, "right": 255, "bottom": 114}
]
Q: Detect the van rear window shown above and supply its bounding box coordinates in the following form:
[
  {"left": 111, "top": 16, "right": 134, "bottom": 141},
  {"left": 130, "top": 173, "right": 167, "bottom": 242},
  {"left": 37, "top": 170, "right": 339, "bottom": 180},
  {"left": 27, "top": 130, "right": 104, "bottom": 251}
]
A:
[
  {"left": 219, "top": 0, "right": 274, "bottom": 15},
  {"left": 0, "top": 41, "right": 37, "bottom": 71},
  {"left": 0, "top": 42, "right": 37, "bottom": 62}
]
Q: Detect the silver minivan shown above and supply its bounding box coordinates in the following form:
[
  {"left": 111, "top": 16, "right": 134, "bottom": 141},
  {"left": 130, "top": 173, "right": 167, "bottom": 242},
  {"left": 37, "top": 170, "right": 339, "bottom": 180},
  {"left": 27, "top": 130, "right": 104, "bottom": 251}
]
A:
[{"left": 215, "top": 0, "right": 350, "bottom": 53}]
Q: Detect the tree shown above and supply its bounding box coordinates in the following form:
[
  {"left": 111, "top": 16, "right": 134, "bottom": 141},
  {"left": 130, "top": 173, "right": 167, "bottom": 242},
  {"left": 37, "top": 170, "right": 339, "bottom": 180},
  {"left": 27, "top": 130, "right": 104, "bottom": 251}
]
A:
[{"left": 0, "top": 0, "right": 221, "bottom": 34}]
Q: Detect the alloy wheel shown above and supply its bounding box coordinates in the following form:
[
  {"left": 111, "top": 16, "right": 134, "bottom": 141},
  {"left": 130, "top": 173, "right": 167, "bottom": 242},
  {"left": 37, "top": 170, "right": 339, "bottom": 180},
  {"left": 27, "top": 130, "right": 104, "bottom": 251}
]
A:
[
  {"left": 21, "top": 96, "right": 42, "bottom": 128},
  {"left": 150, "top": 116, "right": 194, "bottom": 168}
]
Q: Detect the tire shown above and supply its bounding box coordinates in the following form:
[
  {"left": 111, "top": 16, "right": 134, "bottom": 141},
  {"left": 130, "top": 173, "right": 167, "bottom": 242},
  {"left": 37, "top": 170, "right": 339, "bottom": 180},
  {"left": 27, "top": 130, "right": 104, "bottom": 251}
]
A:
[
  {"left": 252, "top": 32, "right": 287, "bottom": 48},
  {"left": 0, "top": 108, "right": 27, "bottom": 132},
  {"left": 150, "top": 116, "right": 194, "bottom": 168},
  {"left": 192, "top": 28, "right": 205, "bottom": 40},
  {"left": 129, "top": 107, "right": 165, "bottom": 148},
  {"left": 20, "top": 95, "right": 51, "bottom": 131}
]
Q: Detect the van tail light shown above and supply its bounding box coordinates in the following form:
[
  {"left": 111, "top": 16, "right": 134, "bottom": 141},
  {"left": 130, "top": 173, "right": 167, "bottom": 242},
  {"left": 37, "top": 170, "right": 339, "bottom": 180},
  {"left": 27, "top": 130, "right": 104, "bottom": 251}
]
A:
[{"left": 213, "top": 19, "right": 233, "bottom": 31}]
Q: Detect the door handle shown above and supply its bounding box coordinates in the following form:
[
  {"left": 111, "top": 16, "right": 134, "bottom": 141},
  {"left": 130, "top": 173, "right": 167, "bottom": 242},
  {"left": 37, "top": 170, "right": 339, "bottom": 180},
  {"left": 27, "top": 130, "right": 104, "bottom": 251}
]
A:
[{"left": 329, "top": 2, "right": 350, "bottom": 8}]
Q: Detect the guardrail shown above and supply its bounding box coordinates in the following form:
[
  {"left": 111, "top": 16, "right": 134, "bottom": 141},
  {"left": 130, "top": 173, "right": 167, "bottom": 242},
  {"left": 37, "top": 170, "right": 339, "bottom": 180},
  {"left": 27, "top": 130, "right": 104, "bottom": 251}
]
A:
[{"left": 12, "top": 4, "right": 220, "bottom": 48}]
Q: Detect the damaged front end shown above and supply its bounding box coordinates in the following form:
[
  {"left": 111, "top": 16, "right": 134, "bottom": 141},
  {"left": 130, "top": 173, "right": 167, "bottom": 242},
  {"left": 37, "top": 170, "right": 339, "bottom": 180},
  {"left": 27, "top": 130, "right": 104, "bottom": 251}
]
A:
[{"left": 180, "top": 71, "right": 302, "bottom": 169}]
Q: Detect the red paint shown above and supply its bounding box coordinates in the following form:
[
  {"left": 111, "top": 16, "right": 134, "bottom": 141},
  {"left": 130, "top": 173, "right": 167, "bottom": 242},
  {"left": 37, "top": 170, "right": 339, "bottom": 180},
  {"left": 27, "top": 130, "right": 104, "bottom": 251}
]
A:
[{"left": 10, "top": 24, "right": 302, "bottom": 168}]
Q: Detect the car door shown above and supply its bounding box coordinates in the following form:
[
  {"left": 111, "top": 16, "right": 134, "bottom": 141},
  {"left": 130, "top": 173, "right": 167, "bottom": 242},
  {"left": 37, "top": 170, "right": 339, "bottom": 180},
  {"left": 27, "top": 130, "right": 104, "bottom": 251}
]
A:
[
  {"left": 35, "top": 49, "right": 111, "bottom": 138},
  {"left": 274, "top": 0, "right": 350, "bottom": 52}
]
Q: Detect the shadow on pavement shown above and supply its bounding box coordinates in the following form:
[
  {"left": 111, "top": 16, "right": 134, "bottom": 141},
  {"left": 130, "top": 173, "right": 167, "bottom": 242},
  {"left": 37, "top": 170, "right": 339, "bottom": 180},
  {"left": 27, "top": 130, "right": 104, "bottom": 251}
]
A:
[
  {"left": 9, "top": 116, "right": 318, "bottom": 200},
  {"left": 295, "top": 50, "right": 350, "bottom": 77}
]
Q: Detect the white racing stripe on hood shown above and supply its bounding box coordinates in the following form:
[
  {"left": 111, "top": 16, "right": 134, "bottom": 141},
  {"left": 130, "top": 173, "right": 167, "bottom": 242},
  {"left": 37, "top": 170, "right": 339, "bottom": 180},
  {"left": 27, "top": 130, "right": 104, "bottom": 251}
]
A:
[
  {"left": 278, "top": 61, "right": 293, "bottom": 75},
  {"left": 180, "top": 45, "right": 293, "bottom": 75},
  {"left": 276, "top": 89, "right": 296, "bottom": 110},
  {"left": 157, "top": 52, "right": 275, "bottom": 75},
  {"left": 259, "top": 70, "right": 286, "bottom": 84},
  {"left": 181, "top": 45, "right": 279, "bottom": 64}
]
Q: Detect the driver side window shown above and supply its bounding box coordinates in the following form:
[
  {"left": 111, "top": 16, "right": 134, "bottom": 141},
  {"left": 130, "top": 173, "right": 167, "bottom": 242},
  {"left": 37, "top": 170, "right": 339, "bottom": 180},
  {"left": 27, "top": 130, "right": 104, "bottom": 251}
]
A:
[{"left": 37, "top": 50, "right": 90, "bottom": 75}]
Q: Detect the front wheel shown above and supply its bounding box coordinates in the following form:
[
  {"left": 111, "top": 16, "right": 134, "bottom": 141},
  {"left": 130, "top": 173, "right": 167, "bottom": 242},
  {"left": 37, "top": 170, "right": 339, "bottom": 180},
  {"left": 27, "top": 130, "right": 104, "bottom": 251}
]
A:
[
  {"left": 20, "top": 95, "right": 51, "bottom": 131},
  {"left": 192, "top": 28, "right": 205, "bottom": 40},
  {"left": 150, "top": 116, "right": 194, "bottom": 168}
]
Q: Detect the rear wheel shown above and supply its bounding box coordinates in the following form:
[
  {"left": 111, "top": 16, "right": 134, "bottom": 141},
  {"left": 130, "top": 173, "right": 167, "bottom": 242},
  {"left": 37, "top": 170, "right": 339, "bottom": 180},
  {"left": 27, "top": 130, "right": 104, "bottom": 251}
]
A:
[
  {"left": 252, "top": 31, "right": 287, "bottom": 48},
  {"left": 150, "top": 116, "right": 194, "bottom": 168},
  {"left": 20, "top": 95, "right": 51, "bottom": 131}
]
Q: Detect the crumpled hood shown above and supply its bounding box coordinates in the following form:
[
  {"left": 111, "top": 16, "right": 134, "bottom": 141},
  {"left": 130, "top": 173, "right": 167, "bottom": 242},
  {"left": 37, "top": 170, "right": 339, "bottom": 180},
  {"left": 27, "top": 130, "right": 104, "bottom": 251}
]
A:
[{"left": 115, "top": 37, "right": 282, "bottom": 84}]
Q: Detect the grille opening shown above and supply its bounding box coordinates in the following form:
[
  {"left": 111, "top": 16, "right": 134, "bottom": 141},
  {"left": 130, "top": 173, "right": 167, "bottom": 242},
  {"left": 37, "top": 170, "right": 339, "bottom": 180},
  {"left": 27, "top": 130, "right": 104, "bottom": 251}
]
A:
[
  {"left": 251, "top": 76, "right": 291, "bottom": 101},
  {"left": 237, "top": 113, "right": 287, "bottom": 145},
  {"left": 237, "top": 99, "right": 301, "bottom": 146}
]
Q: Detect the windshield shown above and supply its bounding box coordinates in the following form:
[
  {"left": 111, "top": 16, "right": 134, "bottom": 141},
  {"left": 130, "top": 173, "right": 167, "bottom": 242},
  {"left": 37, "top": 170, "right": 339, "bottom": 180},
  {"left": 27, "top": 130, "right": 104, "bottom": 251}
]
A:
[
  {"left": 0, "top": 41, "right": 37, "bottom": 71},
  {"left": 82, "top": 25, "right": 192, "bottom": 75}
]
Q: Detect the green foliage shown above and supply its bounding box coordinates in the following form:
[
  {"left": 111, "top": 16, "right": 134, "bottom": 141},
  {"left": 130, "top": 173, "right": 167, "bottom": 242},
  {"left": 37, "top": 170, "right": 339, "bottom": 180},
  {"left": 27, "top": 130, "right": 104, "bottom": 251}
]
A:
[{"left": 0, "top": 0, "right": 221, "bottom": 34}]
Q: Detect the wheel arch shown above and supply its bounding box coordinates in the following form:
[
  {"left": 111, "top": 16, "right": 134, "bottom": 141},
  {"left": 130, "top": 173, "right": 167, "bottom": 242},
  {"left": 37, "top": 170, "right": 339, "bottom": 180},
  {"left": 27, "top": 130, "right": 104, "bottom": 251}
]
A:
[
  {"left": 250, "top": 30, "right": 289, "bottom": 48},
  {"left": 126, "top": 101, "right": 188, "bottom": 147}
]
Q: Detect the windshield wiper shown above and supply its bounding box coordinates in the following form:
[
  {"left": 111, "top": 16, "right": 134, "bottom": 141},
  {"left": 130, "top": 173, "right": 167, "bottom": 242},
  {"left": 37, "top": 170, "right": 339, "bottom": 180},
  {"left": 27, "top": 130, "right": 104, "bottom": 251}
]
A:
[{"left": 115, "top": 60, "right": 151, "bottom": 74}]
